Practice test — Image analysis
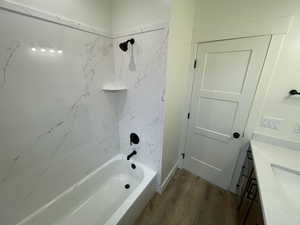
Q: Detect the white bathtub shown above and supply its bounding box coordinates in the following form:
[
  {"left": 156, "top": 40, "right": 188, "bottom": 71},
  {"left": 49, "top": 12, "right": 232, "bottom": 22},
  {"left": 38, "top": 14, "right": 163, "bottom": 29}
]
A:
[{"left": 16, "top": 155, "right": 156, "bottom": 225}]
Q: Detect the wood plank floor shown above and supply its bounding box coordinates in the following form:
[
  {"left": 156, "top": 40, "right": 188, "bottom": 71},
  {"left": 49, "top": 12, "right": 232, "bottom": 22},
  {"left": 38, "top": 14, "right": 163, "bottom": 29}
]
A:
[{"left": 134, "top": 169, "right": 239, "bottom": 225}]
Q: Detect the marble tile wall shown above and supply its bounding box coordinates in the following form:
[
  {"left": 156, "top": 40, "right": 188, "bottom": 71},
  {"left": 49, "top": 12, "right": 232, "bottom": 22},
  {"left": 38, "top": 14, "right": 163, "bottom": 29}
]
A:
[
  {"left": 113, "top": 29, "right": 168, "bottom": 186},
  {"left": 0, "top": 9, "right": 119, "bottom": 225},
  {"left": 0, "top": 6, "right": 169, "bottom": 225}
]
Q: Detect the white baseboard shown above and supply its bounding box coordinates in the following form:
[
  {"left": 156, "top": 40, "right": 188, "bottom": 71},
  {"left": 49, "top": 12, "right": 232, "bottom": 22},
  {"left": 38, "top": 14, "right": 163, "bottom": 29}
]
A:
[{"left": 159, "top": 159, "right": 180, "bottom": 194}]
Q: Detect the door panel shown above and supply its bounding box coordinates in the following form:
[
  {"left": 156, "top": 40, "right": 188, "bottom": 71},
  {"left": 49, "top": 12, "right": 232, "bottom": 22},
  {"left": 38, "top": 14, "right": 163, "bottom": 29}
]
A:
[
  {"left": 202, "top": 50, "right": 251, "bottom": 93},
  {"left": 184, "top": 36, "right": 270, "bottom": 189},
  {"left": 196, "top": 97, "right": 238, "bottom": 137}
]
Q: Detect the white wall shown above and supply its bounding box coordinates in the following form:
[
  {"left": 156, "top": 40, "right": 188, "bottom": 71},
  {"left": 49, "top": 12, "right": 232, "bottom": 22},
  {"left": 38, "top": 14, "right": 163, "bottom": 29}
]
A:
[
  {"left": 111, "top": 0, "right": 171, "bottom": 35},
  {"left": 9, "top": 0, "right": 112, "bottom": 32},
  {"left": 255, "top": 17, "right": 300, "bottom": 142},
  {"left": 193, "top": 0, "right": 300, "bottom": 142},
  {"left": 161, "top": 0, "right": 195, "bottom": 182},
  {"left": 11, "top": 0, "right": 172, "bottom": 36}
]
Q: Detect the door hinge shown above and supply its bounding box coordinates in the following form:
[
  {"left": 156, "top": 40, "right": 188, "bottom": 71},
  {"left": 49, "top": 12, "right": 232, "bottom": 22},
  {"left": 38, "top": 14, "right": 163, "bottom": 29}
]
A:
[
  {"left": 181, "top": 153, "right": 185, "bottom": 159},
  {"left": 187, "top": 112, "right": 191, "bottom": 119},
  {"left": 193, "top": 59, "right": 197, "bottom": 69}
]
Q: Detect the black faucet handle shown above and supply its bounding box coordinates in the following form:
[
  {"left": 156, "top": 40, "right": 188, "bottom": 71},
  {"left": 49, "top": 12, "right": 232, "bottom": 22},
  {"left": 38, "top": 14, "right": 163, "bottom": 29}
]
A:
[{"left": 127, "top": 150, "right": 137, "bottom": 160}]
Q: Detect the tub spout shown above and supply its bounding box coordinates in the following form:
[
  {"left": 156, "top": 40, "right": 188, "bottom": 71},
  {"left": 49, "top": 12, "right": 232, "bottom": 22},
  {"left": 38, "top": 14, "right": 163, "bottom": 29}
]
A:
[{"left": 127, "top": 150, "right": 137, "bottom": 160}]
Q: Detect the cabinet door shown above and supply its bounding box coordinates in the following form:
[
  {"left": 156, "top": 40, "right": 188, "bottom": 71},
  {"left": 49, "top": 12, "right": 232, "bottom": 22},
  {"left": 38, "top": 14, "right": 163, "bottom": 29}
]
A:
[
  {"left": 243, "top": 201, "right": 264, "bottom": 225},
  {"left": 239, "top": 174, "right": 264, "bottom": 225}
]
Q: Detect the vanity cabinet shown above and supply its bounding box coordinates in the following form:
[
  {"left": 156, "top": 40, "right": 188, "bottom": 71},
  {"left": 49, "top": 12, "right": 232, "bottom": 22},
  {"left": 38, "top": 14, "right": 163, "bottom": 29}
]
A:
[{"left": 237, "top": 149, "right": 265, "bottom": 225}]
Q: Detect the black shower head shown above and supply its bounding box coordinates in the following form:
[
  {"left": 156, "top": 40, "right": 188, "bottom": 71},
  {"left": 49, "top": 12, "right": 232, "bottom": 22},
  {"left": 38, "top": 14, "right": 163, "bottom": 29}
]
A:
[
  {"left": 119, "top": 42, "right": 128, "bottom": 52},
  {"left": 119, "top": 38, "right": 135, "bottom": 52}
]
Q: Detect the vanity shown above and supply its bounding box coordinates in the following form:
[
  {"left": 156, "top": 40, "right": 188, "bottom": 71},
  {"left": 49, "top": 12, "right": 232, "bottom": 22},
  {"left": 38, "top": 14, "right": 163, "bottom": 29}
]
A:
[{"left": 237, "top": 134, "right": 300, "bottom": 225}]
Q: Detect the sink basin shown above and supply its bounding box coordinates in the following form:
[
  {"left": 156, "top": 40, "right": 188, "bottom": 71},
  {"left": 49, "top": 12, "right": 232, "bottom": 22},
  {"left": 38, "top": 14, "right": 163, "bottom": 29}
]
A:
[{"left": 271, "top": 164, "right": 300, "bottom": 211}]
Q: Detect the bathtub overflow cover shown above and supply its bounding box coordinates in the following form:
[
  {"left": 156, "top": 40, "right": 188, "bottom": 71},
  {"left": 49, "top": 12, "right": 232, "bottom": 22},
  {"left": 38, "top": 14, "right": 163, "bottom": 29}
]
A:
[{"left": 125, "top": 184, "right": 130, "bottom": 189}]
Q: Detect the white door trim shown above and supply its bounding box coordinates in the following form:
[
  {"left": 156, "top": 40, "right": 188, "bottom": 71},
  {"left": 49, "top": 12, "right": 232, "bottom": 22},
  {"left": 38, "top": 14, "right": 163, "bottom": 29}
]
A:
[
  {"left": 178, "top": 34, "right": 286, "bottom": 190},
  {"left": 229, "top": 34, "right": 286, "bottom": 192},
  {"left": 184, "top": 36, "right": 271, "bottom": 189}
]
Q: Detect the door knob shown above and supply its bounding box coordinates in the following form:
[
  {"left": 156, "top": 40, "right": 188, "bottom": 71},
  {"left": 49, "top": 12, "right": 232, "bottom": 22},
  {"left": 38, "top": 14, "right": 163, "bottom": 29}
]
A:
[{"left": 233, "top": 132, "right": 240, "bottom": 139}]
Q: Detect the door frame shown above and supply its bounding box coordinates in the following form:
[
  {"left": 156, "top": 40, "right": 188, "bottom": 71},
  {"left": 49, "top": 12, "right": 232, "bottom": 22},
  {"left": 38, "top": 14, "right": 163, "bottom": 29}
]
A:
[{"left": 177, "top": 34, "right": 286, "bottom": 191}]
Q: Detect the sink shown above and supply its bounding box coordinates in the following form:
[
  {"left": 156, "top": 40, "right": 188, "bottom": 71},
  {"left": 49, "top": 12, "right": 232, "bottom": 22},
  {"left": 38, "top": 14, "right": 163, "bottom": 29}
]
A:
[{"left": 271, "top": 164, "right": 300, "bottom": 211}]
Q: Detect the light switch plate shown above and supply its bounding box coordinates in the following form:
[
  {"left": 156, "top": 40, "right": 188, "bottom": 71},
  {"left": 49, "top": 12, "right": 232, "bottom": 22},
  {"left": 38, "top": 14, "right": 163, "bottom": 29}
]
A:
[
  {"left": 294, "top": 122, "right": 300, "bottom": 134},
  {"left": 260, "top": 117, "right": 283, "bottom": 130}
]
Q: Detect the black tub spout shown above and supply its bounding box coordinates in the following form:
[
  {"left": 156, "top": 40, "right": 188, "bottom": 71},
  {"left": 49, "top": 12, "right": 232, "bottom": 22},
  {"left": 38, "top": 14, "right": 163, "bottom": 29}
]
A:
[{"left": 127, "top": 150, "right": 137, "bottom": 160}]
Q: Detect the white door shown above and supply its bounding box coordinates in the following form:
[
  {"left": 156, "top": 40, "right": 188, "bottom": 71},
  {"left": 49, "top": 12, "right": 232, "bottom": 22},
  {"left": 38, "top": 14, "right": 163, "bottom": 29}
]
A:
[{"left": 184, "top": 36, "right": 270, "bottom": 189}]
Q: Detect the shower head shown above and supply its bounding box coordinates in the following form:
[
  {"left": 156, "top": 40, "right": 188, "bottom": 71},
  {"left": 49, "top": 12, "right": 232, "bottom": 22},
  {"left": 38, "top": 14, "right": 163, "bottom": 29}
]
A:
[
  {"left": 119, "top": 42, "right": 128, "bottom": 52},
  {"left": 119, "top": 38, "right": 135, "bottom": 52}
]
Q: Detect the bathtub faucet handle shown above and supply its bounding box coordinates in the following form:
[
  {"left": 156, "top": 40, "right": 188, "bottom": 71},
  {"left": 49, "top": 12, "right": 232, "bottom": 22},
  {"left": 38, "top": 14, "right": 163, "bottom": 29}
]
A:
[{"left": 127, "top": 150, "right": 137, "bottom": 160}]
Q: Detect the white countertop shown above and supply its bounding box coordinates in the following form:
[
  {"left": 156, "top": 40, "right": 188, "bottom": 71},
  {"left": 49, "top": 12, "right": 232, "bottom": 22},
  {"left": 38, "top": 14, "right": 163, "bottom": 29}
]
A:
[{"left": 251, "top": 139, "right": 300, "bottom": 225}]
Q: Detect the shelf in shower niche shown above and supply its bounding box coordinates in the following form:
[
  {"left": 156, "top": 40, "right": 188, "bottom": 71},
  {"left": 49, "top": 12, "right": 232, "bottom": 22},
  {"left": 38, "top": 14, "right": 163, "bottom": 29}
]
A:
[{"left": 102, "top": 84, "right": 128, "bottom": 92}]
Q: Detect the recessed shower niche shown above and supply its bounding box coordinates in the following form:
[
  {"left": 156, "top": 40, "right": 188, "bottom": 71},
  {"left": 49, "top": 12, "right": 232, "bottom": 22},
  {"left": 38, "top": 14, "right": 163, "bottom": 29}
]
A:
[{"left": 102, "top": 84, "right": 128, "bottom": 92}]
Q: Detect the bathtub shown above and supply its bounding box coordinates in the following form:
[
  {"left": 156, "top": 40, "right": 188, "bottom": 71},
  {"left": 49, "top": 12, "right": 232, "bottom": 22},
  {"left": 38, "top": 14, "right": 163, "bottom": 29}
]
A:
[{"left": 16, "top": 154, "right": 156, "bottom": 225}]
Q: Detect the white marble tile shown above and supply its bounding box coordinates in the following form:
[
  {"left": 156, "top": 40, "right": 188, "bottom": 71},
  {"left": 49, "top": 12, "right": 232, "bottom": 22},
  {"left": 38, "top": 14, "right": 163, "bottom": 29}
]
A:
[
  {"left": 0, "top": 9, "right": 119, "bottom": 225},
  {"left": 113, "top": 29, "right": 168, "bottom": 185},
  {"left": 0, "top": 7, "right": 168, "bottom": 225}
]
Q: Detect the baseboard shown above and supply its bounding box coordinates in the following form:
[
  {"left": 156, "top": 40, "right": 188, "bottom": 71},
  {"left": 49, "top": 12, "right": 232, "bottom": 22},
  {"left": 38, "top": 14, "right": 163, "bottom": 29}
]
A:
[{"left": 159, "top": 159, "right": 180, "bottom": 194}]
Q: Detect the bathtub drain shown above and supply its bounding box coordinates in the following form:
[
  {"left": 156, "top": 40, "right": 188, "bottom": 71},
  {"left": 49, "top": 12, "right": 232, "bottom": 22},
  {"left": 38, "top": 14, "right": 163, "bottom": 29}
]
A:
[{"left": 125, "top": 184, "right": 130, "bottom": 189}]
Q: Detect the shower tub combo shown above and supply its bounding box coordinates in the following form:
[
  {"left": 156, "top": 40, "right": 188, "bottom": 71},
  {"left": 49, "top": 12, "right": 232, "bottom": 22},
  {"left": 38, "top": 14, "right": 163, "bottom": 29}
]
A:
[{"left": 17, "top": 155, "right": 156, "bottom": 225}]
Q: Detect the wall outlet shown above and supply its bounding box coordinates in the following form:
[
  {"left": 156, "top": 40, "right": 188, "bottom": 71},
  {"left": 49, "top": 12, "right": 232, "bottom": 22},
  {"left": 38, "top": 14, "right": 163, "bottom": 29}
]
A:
[
  {"left": 260, "top": 117, "right": 283, "bottom": 130},
  {"left": 294, "top": 122, "right": 300, "bottom": 134}
]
